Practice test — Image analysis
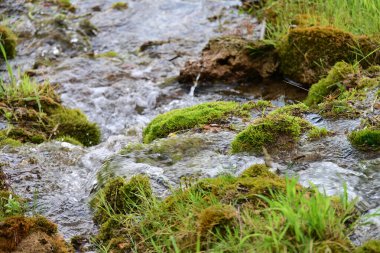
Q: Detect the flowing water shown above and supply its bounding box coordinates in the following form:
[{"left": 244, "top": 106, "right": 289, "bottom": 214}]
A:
[{"left": 0, "top": 0, "right": 379, "bottom": 247}]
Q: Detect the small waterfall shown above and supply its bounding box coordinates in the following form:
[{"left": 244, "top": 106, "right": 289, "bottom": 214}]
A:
[{"left": 189, "top": 72, "right": 201, "bottom": 97}]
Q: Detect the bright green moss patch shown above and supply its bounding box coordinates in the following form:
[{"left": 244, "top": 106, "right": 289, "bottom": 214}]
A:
[
  {"left": 91, "top": 164, "right": 362, "bottom": 252},
  {"left": 0, "top": 26, "right": 17, "bottom": 59},
  {"left": 143, "top": 101, "right": 264, "bottom": 143},
  {"left": 348, "top": 129, "right": 380, "bottom": 151},
  {"left": 49, "top": 108, "right": 100, "bottom": 147},
  {"left": 354, "top": 240, "right": 380, "bottom": 253},
  {"left": 231, "top": 114, "right": 312, "bottom": 154},
  {"left": 307, "top": 127, "right": 331, "bottom": 141},
  {"left": 269, "top": 103, "right": 309, "bottom": 117}
]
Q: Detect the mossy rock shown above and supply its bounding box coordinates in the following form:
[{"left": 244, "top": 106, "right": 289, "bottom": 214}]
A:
[
  {"left": 354, "top": 240, "right": 380, "bottom": 253},
  {"left": 0, "top": 215, "right": 70, "bottom": 252},
  {"left": 304, "top": 61, "right": 358, "bottom": 106},
  {"left": 143, "top": 101, "right": 243, "bottom": 143},
  {"left": 0, "top": 25, "right": 17, "bottom": 59},
  {"left": 278, "top": 27, "right": 368, "bottom": 86},
  {"left": 179, "top": 36, "right": 279, "bottom": 85},
  {"left": 349, "top": 129, "right": 380, "bottom": 151},
  {"left": 50, "top": 108, "right": 101, "bottom": 147},
  {"left": 231, "top": 114, "right": 312, "bottom": 154},
  {"left": 91, "top": 175, "right": 152, "bottom": 225}
]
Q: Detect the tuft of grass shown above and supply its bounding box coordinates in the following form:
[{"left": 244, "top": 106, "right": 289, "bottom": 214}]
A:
[{"left": 255, "top": 0, "right": 380, "bottom": 40}]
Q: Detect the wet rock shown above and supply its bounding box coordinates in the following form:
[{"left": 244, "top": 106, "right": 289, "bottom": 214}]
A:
[
  {"left": 278, "top": 26, "right": 380, "bottom": 86},
  {"left": 179, "top": 36, "right": 279, "bottom": 86}
]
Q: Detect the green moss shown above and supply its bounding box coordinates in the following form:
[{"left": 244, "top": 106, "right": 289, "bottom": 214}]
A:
[
  {"left": 143, "top": 101, "right": 245, "bottom": 143},
  {"left": 269, "top": 103, "right": 309, "bottom": 117},
  {"left": 112, "top": 2, "right": 128, "bottom": 10},
  {"left": 91, "top": 175, "right": 152, "bottom": 225},
  {"left": 304, "top": 61, "right": 357, "bottom": 106},
  {"left": 318, "top": 99, "right": 360, "bottom": 119},
  {"left": 307, "top": 127, "right": 330, "bottom": 141},
  {"left": 55, "top": 136, "right": 83, "bottom": 146},
  {"left": 0, "top": 136, "right": 21, "bottom": 148},
  {"left": 197, "top": 204, "right": 237, "bottom": 236},
  {"left": 50, "top": 108, "right": 100, "bottom": 147},
  {"left": 240, "top": 164, "right": 275, "bottom": 178},
  {"left": 96, "top": 51, "right": 119, "bottom": 58},
  {"left": 0, "top": 26, "right": 17, "bottom": 59},
  {"left": 354, "top": 240, "right": 380, "bottom": 253},
  {"left": 55, "top": 0, "right": 76, "bottom": 12},
  {"left": 348, "top": 129, "right": 380, "bottom": 151},
  {"left": 231, "top": 114, "right": 311, "bottom": 154},
  {"left": 278, "top": 27, "right": 357, "bottom": 85}
]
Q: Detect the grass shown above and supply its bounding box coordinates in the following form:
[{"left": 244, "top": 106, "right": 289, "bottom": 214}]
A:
[
  {"left": 91, "top": 165, "right": 368, "bottom": 253},
  {"left": 254, "top": 0, "right": 380, "bottom": 41}
]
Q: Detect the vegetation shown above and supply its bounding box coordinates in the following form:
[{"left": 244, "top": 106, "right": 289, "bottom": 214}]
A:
[
  {"left": 0, "top": 47, "right": 101, "bottom": 147},
  {"left": 307, "top": 127, "right": 331, "bottom": 141},
  {"left": 112, "top": 2, "right": 128, "bottom": 10},
  {"left": 143, "top": 101, "right": 270, "bottom": 143},
  {"left": 231, "top": 113, "right": 312, "bottom": 154},
  {"left": 91, "top": 164, "right": 364, "bottom": 253},
  {"left": 0, "top": 26, "right": 17, "bottom": 60},
  {"left": 253, "top": 0, "right": 380, "bottom": 40},
  {"left": 349, "top": 129, "right": 380, "bottom": 151}
]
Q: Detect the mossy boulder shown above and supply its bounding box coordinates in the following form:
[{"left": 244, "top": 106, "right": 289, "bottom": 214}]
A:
[
  {"left": 143, "top": 101, "right": 253, "bottom": 143},
  {"left": 278, "top": 27, "right": 380, "bottom": 86},
  {"left": 0, "top": 25, "right": 17, "bottom": 59},
  {"left": 231, "top": 114, "right": 312, "bottom": 154},
  {"left": 179, "top": 36, "right": 279, "bottom": 85},
  {"left": 0, "top": 215, "right": 70, "bottom": 252}
]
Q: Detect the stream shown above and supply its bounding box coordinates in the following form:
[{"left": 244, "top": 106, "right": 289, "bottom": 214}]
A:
[{"left": 0, "top": 0, "right": 379, "bottom": 248}]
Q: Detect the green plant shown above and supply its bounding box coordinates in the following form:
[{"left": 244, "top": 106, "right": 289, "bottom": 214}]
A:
[{"left": 4, "top": 194, "right": 23, "bottom": 216}]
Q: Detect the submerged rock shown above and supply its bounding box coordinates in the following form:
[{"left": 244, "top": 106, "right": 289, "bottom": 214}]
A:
[{"left": 179, "top": 36, "right": 279, "bottom": 85}]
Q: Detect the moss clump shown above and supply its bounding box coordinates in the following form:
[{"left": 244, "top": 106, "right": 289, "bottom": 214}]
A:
[
  {"left": 304, "top": 61, "right": 358, "bottom": 106},
  {"left": 307, "top": 127, "right": 330, "bottom": 141},
  {"left": 0, "top": 26, "right": 17, "bottom": 59},
  {"left": 354, "top": 240, "right": 380, "bottom": 253},
  {"left": 197, "top": 204, "right": 237, "bottom": 236},
  {"left": 240, "top": 164, "right": 275, "bottom": 178},
  {"left": 91, "top": 175, "right": 152, "bottom": 224},
  {"left": 318, "top": 99, "right": 360, "bottom": 119},
  {"left": 143, "top": 101, "right": 250, "bottom": 143},
  {"left": 0, "top": 215, "right": 69, "bottom": 252},
  {"left": 269, "top": 103, "right": 309, "bottom": 117},
  {"left": 49, "top": 108, "right": 101, "bottom": 147},
  {"left": 54, "top": 0, "right": 76, "bottom": 12},
  {"left": 112, "top": 2, "right": 128, "bottom": 10},
  {"left": 278, "top": 27, "right": 358, "bottom": 85},
  {"left": 231, "top": 114, "right": 311, "bottom": 154},
  {"left": 348, "top": 129, "right": 380, "bottom": 151}
]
